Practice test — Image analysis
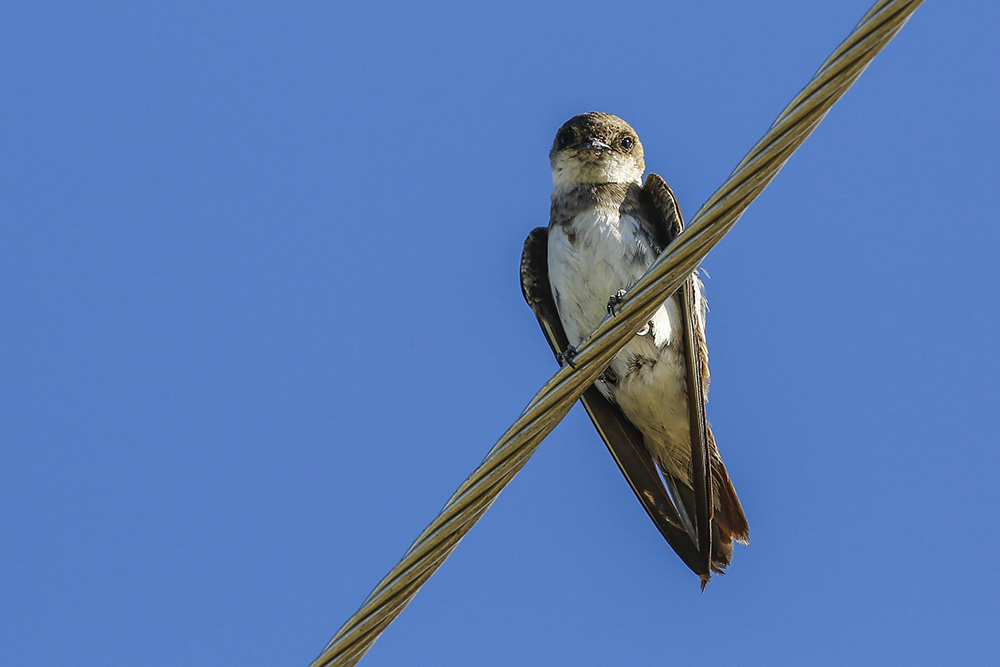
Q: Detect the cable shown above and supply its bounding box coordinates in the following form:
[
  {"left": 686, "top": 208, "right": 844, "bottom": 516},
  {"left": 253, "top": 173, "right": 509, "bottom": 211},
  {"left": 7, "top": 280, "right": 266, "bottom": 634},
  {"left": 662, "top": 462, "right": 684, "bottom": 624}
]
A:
[{"left": 310, "top": 2, "right": 923, "bottom": 665}]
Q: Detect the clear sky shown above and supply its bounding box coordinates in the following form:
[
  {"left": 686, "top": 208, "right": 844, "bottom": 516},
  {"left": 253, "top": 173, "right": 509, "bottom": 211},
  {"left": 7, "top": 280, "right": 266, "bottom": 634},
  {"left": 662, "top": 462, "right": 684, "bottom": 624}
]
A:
[{"left": 3, "top": 2, "right": 998, "bottom": 666}]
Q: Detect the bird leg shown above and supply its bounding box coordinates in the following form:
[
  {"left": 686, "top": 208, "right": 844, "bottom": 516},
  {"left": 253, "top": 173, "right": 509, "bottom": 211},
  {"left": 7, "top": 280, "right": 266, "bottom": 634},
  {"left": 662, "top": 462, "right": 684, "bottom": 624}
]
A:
[
  {"left": 606, "top": 289, "right": 628, "bottom": 316},
  {"left": 555, "top": 345, "right": 578, "bottom": 369}
]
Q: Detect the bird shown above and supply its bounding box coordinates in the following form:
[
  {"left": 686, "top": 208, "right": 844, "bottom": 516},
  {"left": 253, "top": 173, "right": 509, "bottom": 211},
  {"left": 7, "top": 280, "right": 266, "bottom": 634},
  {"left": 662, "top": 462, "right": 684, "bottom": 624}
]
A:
[{"left": 520, "top": 112, "right": 748, "bottom": 586}]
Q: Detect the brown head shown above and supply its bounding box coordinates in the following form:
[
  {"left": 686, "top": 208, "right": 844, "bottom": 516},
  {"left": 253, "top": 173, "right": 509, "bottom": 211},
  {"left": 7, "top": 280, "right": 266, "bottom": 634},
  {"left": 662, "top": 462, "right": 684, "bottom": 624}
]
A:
[{"left": 550, "top": 112, "right": 645, "bottom": 189}]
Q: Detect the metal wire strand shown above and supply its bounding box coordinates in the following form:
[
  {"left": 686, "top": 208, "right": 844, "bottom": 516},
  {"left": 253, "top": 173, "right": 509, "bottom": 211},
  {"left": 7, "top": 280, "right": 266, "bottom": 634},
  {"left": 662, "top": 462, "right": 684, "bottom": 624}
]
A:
[{"left": 311, "top": 2, "right": 922, "bottom": 665}]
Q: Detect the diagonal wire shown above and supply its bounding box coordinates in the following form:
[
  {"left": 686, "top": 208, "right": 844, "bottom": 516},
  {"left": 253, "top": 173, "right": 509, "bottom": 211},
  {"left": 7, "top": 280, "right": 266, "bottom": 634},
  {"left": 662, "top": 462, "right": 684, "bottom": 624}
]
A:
[{"left": 310, "top": 1, "right": 923, "bottom": 665}]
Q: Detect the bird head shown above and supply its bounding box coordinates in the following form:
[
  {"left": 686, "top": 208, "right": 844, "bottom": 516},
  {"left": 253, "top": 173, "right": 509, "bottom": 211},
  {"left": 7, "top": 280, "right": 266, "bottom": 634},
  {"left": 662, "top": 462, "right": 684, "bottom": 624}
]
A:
[{"left": 550, "top": 112, "right": 645, "bottom": 190}]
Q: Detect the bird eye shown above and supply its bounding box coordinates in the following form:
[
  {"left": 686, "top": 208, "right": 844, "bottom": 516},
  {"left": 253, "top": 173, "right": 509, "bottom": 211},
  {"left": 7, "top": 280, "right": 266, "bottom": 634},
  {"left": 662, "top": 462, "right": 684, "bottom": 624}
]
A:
[
  {"left": 557, "top": 130, "right": 571, "bottom": 148},
  {"left": 620, "top": 136, "right": 635, "bottom": 151}
]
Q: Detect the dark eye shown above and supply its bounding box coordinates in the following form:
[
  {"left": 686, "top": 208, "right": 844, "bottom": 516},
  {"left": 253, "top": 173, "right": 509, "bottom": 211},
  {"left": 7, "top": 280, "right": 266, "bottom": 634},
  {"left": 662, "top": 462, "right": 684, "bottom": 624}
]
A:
[
  {"left": 557, "top": 130, "right": 571, "bottom": 148},
  {"left": 620, "top": 136, "right": 634, "bottom": 151}
]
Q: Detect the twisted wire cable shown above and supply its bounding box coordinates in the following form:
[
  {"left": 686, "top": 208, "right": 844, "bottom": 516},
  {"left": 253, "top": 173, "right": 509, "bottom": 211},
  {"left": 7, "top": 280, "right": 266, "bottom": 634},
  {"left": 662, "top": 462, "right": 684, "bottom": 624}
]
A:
[{"left": 311, "top": 2, "right": 923, "bottom": 664}]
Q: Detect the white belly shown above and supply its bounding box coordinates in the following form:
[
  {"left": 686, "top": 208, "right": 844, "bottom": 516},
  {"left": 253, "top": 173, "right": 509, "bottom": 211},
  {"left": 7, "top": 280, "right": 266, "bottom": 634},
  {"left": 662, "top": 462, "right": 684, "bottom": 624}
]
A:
[{"left": 548, "top": 208, "right": 697, "bottom": 480}]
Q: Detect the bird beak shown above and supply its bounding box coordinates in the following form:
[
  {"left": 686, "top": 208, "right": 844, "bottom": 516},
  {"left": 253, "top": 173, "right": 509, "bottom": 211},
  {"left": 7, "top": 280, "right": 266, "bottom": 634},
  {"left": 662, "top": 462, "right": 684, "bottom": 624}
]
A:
[{"left": 578, "top": 137, "right": 612, "bottom": 151}]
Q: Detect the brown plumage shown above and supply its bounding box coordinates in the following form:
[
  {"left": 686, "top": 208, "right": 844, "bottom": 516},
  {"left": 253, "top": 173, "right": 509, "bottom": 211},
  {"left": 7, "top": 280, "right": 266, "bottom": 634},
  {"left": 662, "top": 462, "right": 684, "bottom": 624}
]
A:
[{"left": 521, "top": 113, "right": 747, "bottom": 585}]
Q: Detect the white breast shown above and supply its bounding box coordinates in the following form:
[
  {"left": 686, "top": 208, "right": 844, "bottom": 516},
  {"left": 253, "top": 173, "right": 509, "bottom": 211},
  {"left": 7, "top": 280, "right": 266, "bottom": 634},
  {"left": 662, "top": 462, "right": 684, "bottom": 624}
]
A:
[
  {"left": 547, "top": 206, "right": 670, "bottom": 349},
  {"left": 547, "top": 206, "right": 697, "bottom": 480}
]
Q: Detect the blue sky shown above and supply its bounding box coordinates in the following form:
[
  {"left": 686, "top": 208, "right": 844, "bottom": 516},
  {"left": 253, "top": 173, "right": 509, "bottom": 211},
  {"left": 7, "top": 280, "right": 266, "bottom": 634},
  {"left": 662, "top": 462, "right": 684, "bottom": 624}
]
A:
[{"left": 2, "top": 2, "right": 998, "bottom": 666}]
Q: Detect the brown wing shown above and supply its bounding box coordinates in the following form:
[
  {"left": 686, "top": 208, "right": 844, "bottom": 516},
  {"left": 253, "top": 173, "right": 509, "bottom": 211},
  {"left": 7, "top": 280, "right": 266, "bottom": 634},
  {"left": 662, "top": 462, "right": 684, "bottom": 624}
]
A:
[
  {"left": 642, "top": 174, "right": 750, "bottom": 578},
  {"left": 520, "top": 227, "right": 709, "bottom": 578}
]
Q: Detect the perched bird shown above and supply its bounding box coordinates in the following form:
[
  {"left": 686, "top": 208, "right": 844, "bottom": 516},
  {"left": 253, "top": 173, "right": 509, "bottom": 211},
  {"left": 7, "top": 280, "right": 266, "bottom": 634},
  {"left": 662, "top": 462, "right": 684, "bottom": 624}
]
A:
[{"left": 520, "top": 112, "right": 748, "bottom": 586}]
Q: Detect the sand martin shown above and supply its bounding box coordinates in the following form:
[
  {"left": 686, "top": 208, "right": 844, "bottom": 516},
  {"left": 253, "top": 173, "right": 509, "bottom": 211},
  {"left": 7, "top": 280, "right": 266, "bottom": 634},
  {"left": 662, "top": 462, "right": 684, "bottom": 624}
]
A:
[{"left": 521, "top": 112, "right": 748, "bottom": 585}]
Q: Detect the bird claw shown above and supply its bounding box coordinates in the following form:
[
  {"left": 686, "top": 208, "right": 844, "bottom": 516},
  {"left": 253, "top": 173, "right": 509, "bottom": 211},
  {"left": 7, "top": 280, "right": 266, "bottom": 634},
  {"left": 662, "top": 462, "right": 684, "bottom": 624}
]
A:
[
  {"left": 556, "top": 345, "right": 578, "bottom": 369},
  {"left": 606, "top": 289, "right": 628, "bottom": 316}
]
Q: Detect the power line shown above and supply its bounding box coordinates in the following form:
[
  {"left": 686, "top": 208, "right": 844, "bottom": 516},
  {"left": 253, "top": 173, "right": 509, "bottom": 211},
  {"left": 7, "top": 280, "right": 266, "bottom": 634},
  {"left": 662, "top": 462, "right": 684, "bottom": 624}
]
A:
[{"left": 311, "top": 2, "right": 924, "bottom": 665}]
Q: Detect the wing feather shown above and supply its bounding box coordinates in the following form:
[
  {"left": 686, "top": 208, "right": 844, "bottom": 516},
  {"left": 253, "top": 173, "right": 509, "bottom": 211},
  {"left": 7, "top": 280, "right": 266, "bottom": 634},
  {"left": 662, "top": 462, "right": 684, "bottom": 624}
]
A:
[
  {"left": 642, "top": 174, "right": 749, "bottom": 576},
  {"left": 520, "top": 227, "right": 709, "bottom": 577}
]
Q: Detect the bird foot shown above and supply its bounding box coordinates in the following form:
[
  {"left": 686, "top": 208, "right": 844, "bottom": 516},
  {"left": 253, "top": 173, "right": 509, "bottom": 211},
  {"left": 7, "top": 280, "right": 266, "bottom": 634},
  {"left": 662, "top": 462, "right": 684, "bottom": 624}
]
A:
[
  {"left": 606, "top": 289, "right": 628, "bottom": 316},
  {"left": 556, "top": 345, "right": 578, "bottom": 369}
]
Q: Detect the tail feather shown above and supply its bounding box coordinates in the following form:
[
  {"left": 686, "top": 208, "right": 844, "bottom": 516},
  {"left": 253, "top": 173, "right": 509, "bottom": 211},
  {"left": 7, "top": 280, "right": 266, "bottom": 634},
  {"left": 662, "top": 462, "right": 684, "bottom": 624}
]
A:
[
  {"left": 673, "top": 479, "right": 738, "bottom": 575},
  {"left": 654, "top": 424, "right": 748, "bottom": 575},
  {"left": 710, "top": 429, "right": 748, "bottom": 546},
  {"left": 694, "top": 427, "right": 749, "bottom": 574}
]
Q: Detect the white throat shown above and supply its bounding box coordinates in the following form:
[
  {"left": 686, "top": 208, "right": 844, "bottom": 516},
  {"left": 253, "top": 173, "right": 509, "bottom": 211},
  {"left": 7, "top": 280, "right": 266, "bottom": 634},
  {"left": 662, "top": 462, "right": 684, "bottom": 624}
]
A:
[{"left": 551, "top": 152, "right": 643, "bottom": 191}]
